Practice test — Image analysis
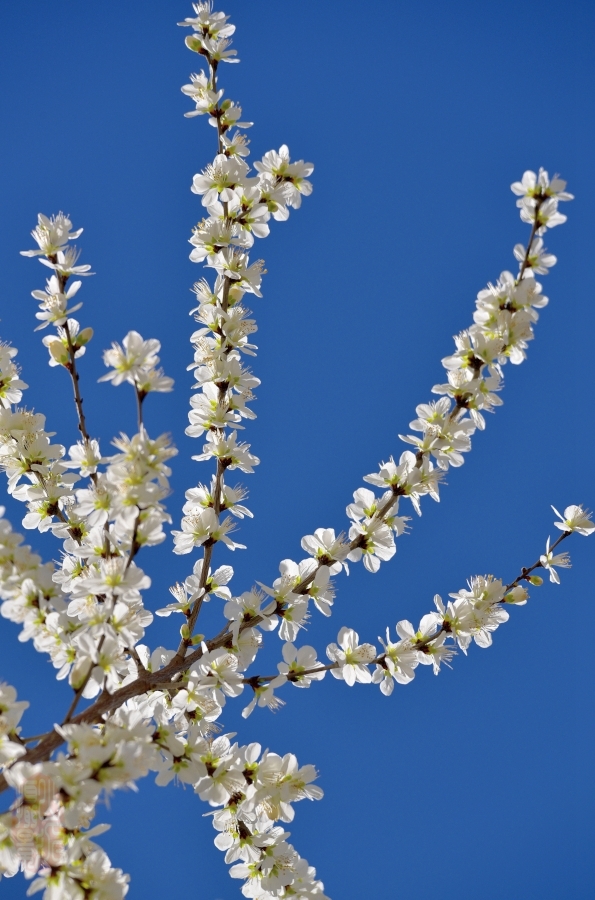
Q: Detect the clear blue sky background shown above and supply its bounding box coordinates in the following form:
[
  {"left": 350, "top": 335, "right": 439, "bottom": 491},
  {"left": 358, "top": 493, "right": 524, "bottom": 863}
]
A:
[{"left": 1, "top": 2, "right": 594, "bottom": 898}]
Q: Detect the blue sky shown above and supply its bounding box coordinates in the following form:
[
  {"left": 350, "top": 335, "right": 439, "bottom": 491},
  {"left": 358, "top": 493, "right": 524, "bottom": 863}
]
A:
[{"left": 1, "top": 1, "right": 594, "bottom": 898}]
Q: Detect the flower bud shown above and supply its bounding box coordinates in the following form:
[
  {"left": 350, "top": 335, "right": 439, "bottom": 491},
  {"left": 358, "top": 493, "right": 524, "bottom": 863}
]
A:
[
  {"left": 180, "top": 623, "right": 190, "bottom": 640},
  {"left": 45, "top": 338, "right": 70, "bottom": 366},
  {"left": 504, "top": 585, "right": 529, "bottom": 605},
  {"left": 70, "top": 656, "right": 92, "bottom": 689},
  {"left": 75, "top": 327, "right": 94, "bottom": 348},
  {"left": 528, "top": 575, "right": 543, "bottom": 586},
  {"left": 185, "top": 35, "right": 203, "bottom": 53}
]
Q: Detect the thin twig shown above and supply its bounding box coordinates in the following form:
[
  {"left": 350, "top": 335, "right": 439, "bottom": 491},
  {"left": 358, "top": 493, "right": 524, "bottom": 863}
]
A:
[
  {"left": 62, "top": 634, "right": 105, "bottom": 725},
  {"left": 240, "top": 532, "right": 573, "bottom": 686},
  {"left": 515, "top": 197, "right": 544, "bottom": 284},
  {"left": 135, "top": 386, "right": 145, "bottom": 430}
]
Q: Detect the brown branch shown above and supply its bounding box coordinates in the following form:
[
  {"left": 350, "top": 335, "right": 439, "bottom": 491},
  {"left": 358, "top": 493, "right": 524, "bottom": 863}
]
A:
[
  {"left": 134, "top": 386, "right": 145, "bottom": 430},
  {"left": 515, "top": 195, "right": 545, "bottom": 284}
]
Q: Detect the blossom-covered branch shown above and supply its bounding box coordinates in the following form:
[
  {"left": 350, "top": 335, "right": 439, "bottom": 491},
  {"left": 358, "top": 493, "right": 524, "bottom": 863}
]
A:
[
  {"left": 237, "top": 167, "right": 574, "bottom": 654},
  {"left": 0, "top": 3, "right": 591, "bottom": 899},
  {"left": 239, "top": 510, "right": 591, "bottom": 703}
]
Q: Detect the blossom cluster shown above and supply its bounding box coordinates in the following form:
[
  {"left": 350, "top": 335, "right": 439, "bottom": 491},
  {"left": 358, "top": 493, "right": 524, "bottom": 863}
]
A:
[
  {"left": 0, "top": 204, "right": 181, "bottom": 726},
  {"left": 0, "top": 709, "right": 154, "bottom": 895},
  {"left": 21, "top": 212, "right": 93, "bottom": 368},
  {"left": 2, "top": 505, "right": 592, "bottom": 896},
  {"left": 326, "top": 576, "right": 526, "bottom": 694},
  {"left": 245, "top": 168, "right": 575, "bottom": 630},
  {"left": 211, "top": 162, "right": 576, "bottom": 692},
  {"left": 359, "top": 170, "right": 572, "bottom": 543},
  {"left": 216, "top": 165, "right": 576, "bottom": 712},
  {"left": 100, "top": 331, "right": 174, "bottom": 410},
  {"left": 172, "top": 3, "right": 313, "bottom": 570},
  {"left": 0, "top": 377, "right": 176, "bottom": 694},
  {"left": 0, "top": 5, "right": 327, "bottom": 897},
  {"left": 217, "top": 507, "right": 591, "bottom": 713},
  {"left": 1, "top": 686, "right": 327, "bottom": 900}
]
